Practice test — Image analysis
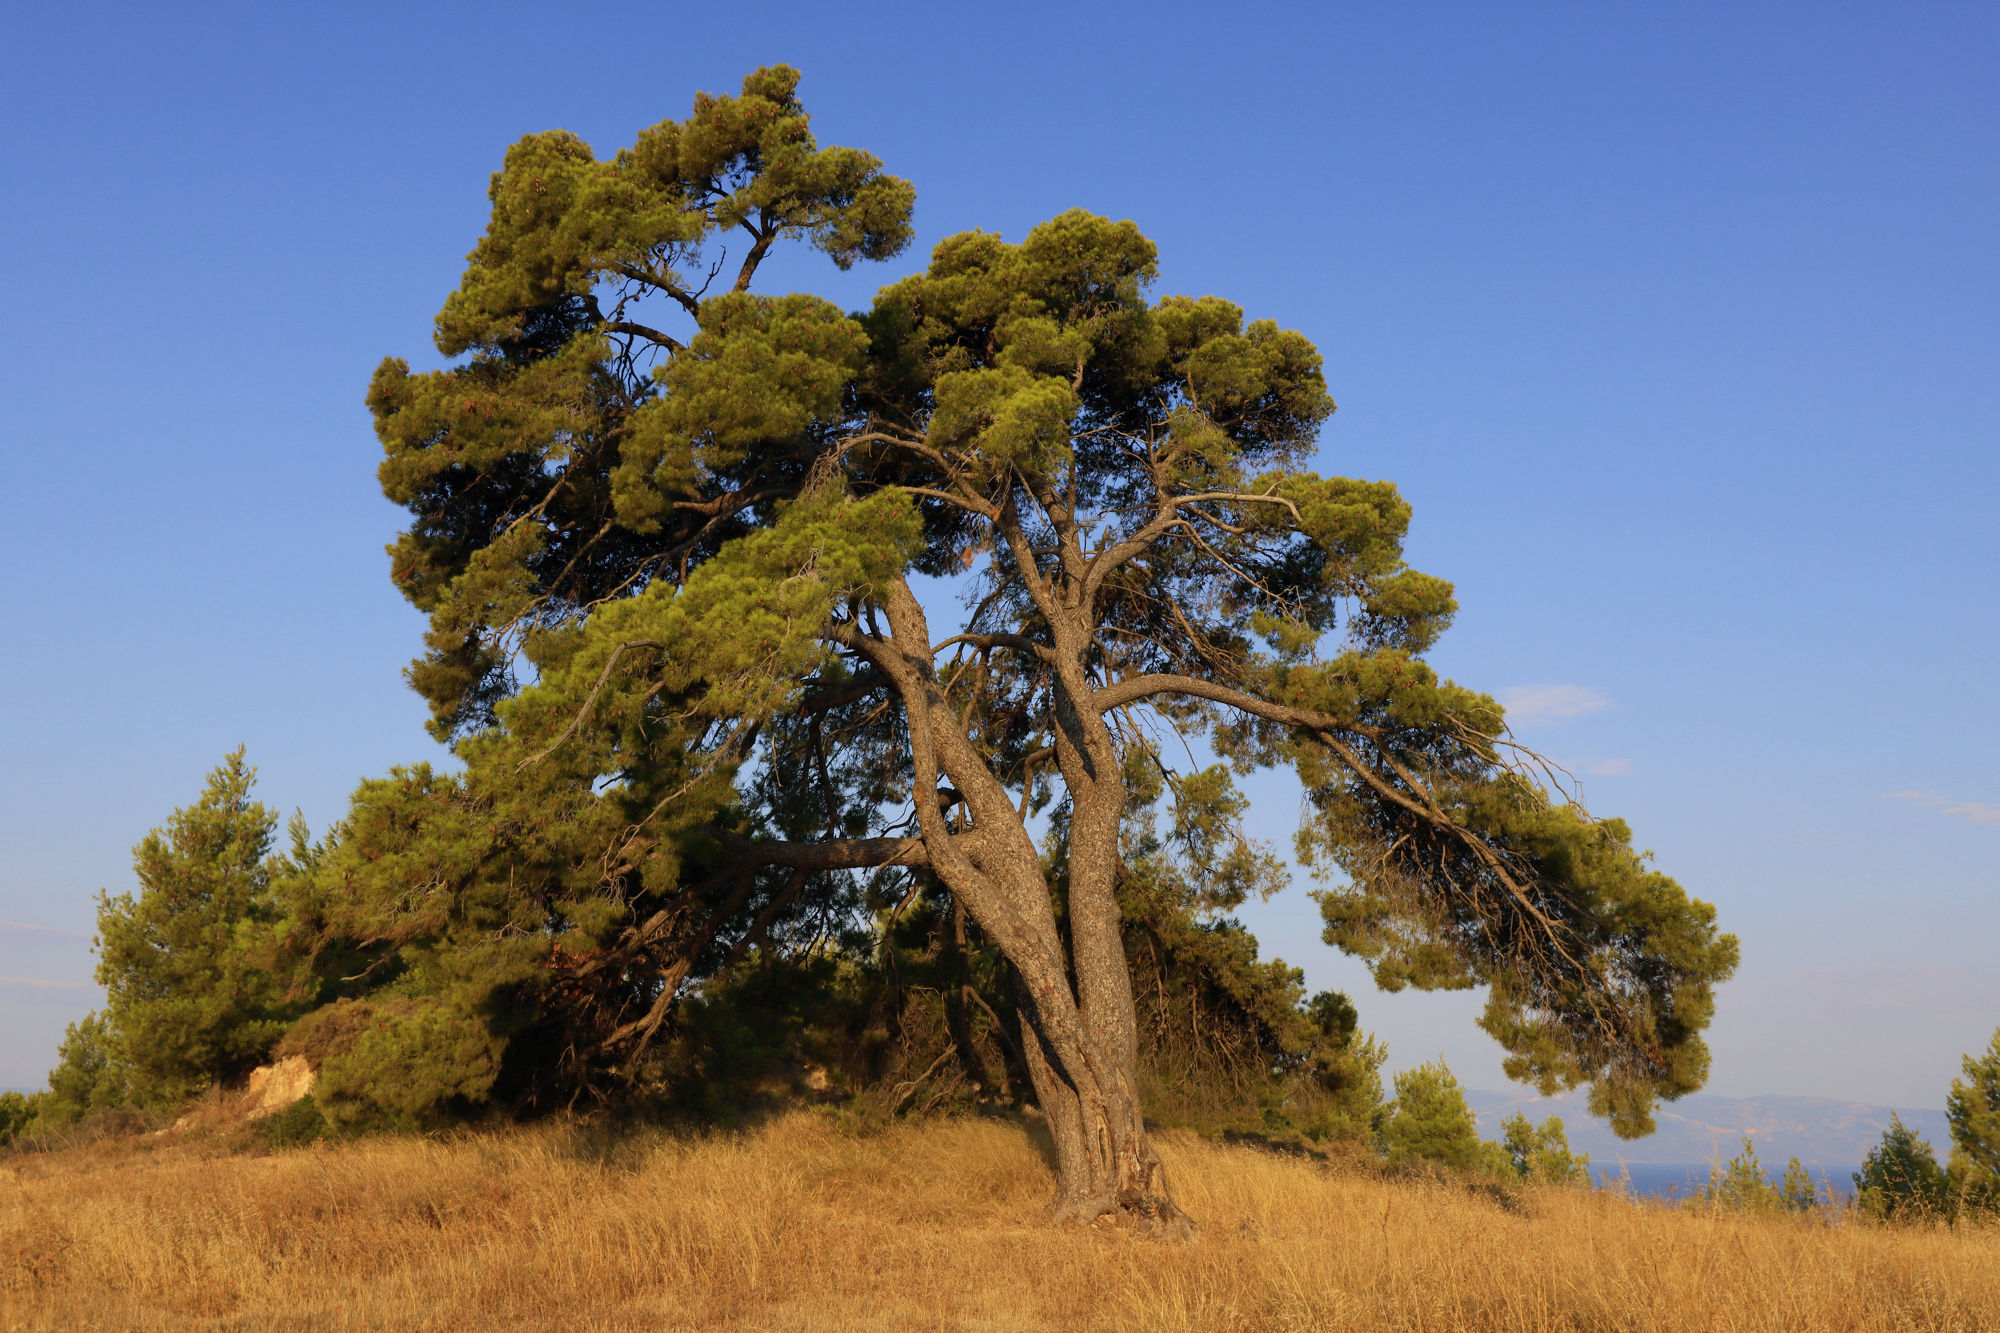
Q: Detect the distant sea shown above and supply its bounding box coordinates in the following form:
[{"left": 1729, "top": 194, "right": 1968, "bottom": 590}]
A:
[
  {"left": 1593, "top": 1161, "right": 1859, "bottom": 1203},
  {"left": 1465, "top": 1086, "right": 1945, "bottom": 1188}
]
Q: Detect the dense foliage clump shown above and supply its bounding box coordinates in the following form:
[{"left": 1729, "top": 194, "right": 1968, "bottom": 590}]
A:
[
  {"left": 96, "top": 749, "right": 298, "bottom": 1106},
  {"left": 18, "top": 748, "right": 1386, "bottom": 1151}
]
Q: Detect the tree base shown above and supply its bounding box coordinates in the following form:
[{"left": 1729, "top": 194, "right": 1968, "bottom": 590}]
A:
[{"left": 1045, "top": 1190, "right": 1196, "bottom": 1238}]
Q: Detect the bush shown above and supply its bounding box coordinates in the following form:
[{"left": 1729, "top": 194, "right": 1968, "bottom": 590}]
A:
[
  {"left": 263, "top": 1096, "right": 328, "bottom": 1148},
  {"left": 95, "top": 749, "right": 298, "bottom": 1108},
  {"left": 37, "top": 1012, "right": 129, "bottom": 1125},
  {"left": 1779, "top": 1155, "right": 1822, "bottom": 1212},
  {"left": 0, "top": 1090, "right": 39, "bottom": 1145},
  {"left": 306, "top": 997, "right": 506, "bottom": 1133}
]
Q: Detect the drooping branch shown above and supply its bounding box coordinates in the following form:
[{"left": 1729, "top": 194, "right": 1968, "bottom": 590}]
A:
[{"left": 1089, "top": 671, "right": 1582, "bottom": 968}]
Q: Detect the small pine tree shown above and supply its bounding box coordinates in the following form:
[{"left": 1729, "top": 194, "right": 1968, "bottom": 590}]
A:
[
  {"left": 95, "top": 749, "right": 295, "bottom": 1107},
  {"left": 1779, "top": 1156, "right": 1820, "bottom": 1213},
  {"left": 1695, "top": 1135, "right": 1784, "bottom": 1212},
  {"left": 1690, "top": 1136, "right": 1824, "bottom": 1213},
  {"left": 1854, "top": 1113, "right": 1951, "bottom": 1222},
  {"left": 1499, "top": 1112, "right": 1592, "bottom": 1185},
  {"left": 37, "top": 1012, "right": 129, "bottom": 1123},
  {"left": 1945, "top": 1026, "right": 2000, "bottom": 1215},
  {"left": 1381, "top": 1060, "right": 1485, "bottom": 1172}
]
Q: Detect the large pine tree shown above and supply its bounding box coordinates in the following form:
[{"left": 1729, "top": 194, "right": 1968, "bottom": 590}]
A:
[{"left": 345, "top": 66, "right": 1736, "bottom": 1226}]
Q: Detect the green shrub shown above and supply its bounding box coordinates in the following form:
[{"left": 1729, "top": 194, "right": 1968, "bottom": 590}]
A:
[
  {"left": 1778, "top": 1155, "right": 1821, "bottom": 1212},
  {"left": 309, "top": 997, "right": 506, "bottom": 1132},
  {"left": 96, "top": 749, "right": 298, "bottom": 1108},
  {"left": 37, "top": 1012, "right": 129, "bottom": 1125},
  {"left": 263, "top": 1096, "right": 327, "bottom": 1148},
  {"left": 1689, "top": 1136, "right": 1819, "bottom": 1213}
]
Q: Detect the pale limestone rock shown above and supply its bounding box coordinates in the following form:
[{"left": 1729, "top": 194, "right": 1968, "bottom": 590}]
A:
[{"left": 243, "top": 1056, "right": 315, "bottom": 1120}]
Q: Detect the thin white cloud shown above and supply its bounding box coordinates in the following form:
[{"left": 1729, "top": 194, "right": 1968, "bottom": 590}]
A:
[
  {"left": 1499, "top": 684, "right": 1609, "bottom": 726},
  {"left": 1586, "top": 758, "right": 1632, "bottom": 776},
  {"left": 0, "top": 920, "right": 90, "bottom": 939},
  {"left": 1887, "top": 792, "right": 2000, "bottom": 826},
  {"left": 0, "top": 976, "right": 92, "bottom": 990}
]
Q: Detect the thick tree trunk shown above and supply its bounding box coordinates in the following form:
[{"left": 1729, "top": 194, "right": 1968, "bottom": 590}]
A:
[
  {"left": 1051, "top": 689, "right": 1139, "bottom": 1075},
  {"left": 922, "top": 773, "right": 1186, "bottom": 1229},
  {"left": 1025, "top": 597, "right": 1185, "bottom": 1227},
  {"left": 1010, "top": 939, "right": 1191, "bottom": 1233}
]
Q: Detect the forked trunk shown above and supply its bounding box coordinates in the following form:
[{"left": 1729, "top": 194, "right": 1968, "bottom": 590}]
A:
[
  {"left": 1011, "top": 950, "right": 1191, "bottom": 1234},
  {"left": 873, "top": 578, "right": 1189, "bottom": 1230}
]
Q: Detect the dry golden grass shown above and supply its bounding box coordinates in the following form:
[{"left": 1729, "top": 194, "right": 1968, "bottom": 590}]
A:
[{"left": 3, "top": 1112, "right": 1996, "bottom": 1332}]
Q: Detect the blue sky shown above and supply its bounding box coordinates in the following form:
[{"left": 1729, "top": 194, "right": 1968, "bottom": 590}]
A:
[{"left": 1, "top": 2, "right": 1993, "bottom": 1109}]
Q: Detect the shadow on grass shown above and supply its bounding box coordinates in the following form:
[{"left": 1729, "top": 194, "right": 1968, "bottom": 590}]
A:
[{"left": 550, "top": 1094, "right": 1055, "bottom": 1176}]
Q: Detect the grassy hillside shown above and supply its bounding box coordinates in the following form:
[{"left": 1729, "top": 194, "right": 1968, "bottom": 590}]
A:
[{"left": 3, "top": 1113, "right": 1995, "bottom": 1331}]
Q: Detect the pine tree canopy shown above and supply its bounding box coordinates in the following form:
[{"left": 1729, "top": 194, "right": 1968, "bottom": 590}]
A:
[{"left": 335, "top": 65, "right": 1737, "bottom": 1222}]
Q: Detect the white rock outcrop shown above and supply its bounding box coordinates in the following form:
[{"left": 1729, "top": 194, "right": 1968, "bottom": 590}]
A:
[
  {"left": 162, "top": 1055, "right": 317, "bottom": 1135},
  {"left": 244, "top": 1055, "right": 316, "bottom": 1120}
]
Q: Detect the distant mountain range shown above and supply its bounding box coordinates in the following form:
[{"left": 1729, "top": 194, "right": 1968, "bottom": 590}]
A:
[{"left": 1465, "top": 1087, "right": 1951, "bottom": 1169}]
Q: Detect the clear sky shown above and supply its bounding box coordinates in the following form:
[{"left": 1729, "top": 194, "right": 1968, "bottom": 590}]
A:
[{"left": 2, "top": 1, "right": 1994, "bottom": 1109}]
